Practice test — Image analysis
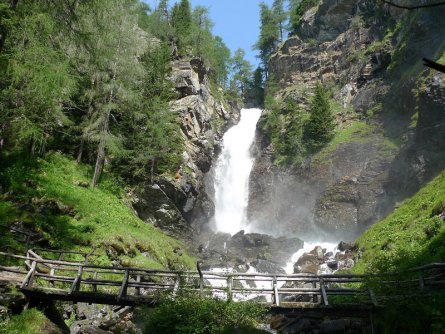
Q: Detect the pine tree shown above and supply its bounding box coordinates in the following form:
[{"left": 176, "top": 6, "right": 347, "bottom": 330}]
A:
[
  {"left": 171, "top": 0, "right": 192, "bottom": 55},
  {"left": 231, "top": 48, "right": 252, "bottom": 98},
  {"left": 304, "top": 83, "right": 335, "bottom": 151},
  {"left": 272, "top": 0, "right": 287, "bottom": 42},
  {"left": 255, "top": 2, "right": 280, "bottom": 77}
]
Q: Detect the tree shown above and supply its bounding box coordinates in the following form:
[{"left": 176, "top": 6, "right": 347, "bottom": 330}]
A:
[
  {"left": 250, "top": 67, "right": 265, "bottom": 106},
  {"left": 171, "top": 0, "right": 192, "bottom": 55},
  {"left": 0, "top": 2, "right": 76, "bottom": 154},
  {"left": 272, "top": 0, "right": 288, "bottom": 42},
  {"left": 73, "top": 0, "right": 148, "bottom": 186},
  {"left": 210, "top": 36, "right": 231, "bottom": 87},
  {"left": 255, "top": 2, "right": 280, "bottom": 77},
  {"left": 304, "top": 83, "right": 335, "bottom": 151},
  {"left": 231, "top": 48, "right": 252, "bottom": 98}
]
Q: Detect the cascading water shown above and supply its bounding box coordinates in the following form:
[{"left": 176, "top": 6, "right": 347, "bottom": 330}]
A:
[{"left": 213, "top": 108, "right": 262, "bottom": 234}]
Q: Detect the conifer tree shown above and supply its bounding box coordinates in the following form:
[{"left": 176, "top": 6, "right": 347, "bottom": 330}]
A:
[
  {"left": 171, "top": 0, "right": 192, "bottom": 54},
  {"left": 231, "top": 48, "right": 252, "bottom": 97},
  {"left": 272, "top": 0, "right": 287, "bottom": 42},
  {"left": 255, "top": 2, "right": 280, "bottom": 77},
  {"left": 304, "top": 83, "right": 335, "bottom": 151}
]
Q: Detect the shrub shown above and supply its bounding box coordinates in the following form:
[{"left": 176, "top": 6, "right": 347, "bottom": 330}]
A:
[{"left": 139, "top": 294, "right": 266, "bottom": 334}]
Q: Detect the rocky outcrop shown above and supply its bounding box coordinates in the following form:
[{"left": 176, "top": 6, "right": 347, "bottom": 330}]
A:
[
  {"left": 132, "top": 58, "right": 240, "bottom": 239},
  {"left": 197, "top": 230, "right": 304, "bottom": 271},
  {"left": 249, "top": 0, "right": 445, "bottom": 240}
]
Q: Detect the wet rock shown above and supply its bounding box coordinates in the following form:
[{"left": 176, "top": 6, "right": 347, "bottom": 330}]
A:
[
  {"left": 338, "top": 241, "right": 356, "bottom": 252},
  {"left": 252, "top": 259, "right": 286, "bottom": 274},
  {"left": 321, "top": 319, "right": 349, "bottom": 334}
]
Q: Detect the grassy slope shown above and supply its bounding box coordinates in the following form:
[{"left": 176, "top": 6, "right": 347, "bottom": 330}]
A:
[
  {"left": 0, "top": 309, "right": 60, "bottom": 334},
  {"left": 353, "top": 171, "right": 445, "bottom": 274},
  {"left": 0, "top": 153, "right": 195, "bottom": 270}
]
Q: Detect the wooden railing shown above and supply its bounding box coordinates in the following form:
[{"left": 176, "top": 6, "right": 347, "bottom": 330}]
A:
[{"left": 0, "top": 250, "right": 444, "bottom": 308}]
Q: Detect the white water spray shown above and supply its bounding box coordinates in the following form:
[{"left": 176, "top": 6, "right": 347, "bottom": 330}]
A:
[{"left": 213, "top": 108, "right": 262, "bottom": 234}]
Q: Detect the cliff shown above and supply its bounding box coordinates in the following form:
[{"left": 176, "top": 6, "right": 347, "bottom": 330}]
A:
[
  {"left": 132, "top": 58, "right": 240, "bottom": 240},
  {"left": 248, "top": 0, "right": 445, "bottom": 240}
]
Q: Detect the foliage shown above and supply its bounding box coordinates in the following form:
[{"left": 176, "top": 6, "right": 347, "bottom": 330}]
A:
[
  {"left": 0, "top": 308, "right": 58, "bottom": 334},
  {"left": 139, "top": 294, "right": 266, "bottom": 334},
  {"left": 230, "top": 48, "right": 253, "bottom": 97},
  {"left": 304, "top": 83, "right": 335, "bottom": 152},
  {"left": 354, "top": 171, "right": 445, "bottom": 274},
  {"left": 0, "top": 152, "right": 195, "bottom": 269},
  {"left": 255, "top": 2, "right": 280, "bottom": 73}
]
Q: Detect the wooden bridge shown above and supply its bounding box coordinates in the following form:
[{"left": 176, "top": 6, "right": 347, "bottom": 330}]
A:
[{"left": 1, "top": 249, "right": 444, "bottom": 311}]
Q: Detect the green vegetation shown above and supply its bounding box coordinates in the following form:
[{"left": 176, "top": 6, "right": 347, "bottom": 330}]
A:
[
  {"left": 0, "top": 152, "right": 195, "bottom": 269},
  {"left": 352, "top": 171, "right": 445, "bottom": 333},
  {"left": 0, "top": 0, "right": 243, "bottom": 187},
  {"left": 354, "top": 171, "right": 445, "bottom": 274},
  {"left": 262, "top": 83, "right": 336, "bottom": 166},
  {"left": 0, "top": 309, "right": 59, "bottom": 334},
  {"left": 138, "top": 294, "right": 266, "bottom": 334}
]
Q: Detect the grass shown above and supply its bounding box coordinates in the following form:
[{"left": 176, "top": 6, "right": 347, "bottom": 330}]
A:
[
  {"left": 312, "top": 120, "right": 371, "bottom": 162},
  {"left": 0, "top": 152, "right": 195, "bottom": 270},
  {"left": 353, "top": 171, "right": 445, "bottom": 274},
  {"left": 0, "top": 309, "right": 59, "bottom": 334}
]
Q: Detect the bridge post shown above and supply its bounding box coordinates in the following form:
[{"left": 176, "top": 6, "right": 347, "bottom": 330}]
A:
[
  {"left": 319, "top": 277, "right": 328, "bottom": 306},
  {"left": 197, "top": 261, "right": 204, "bottom": 296},
  {"left": 117, "top": 269, "right": 130, "bottom": 302},
  {"left": 273, "top": 276, "right": 279, "bottom": 306},
  {"left": 419, "top": 272, "right": 425, "bottom": 290},
  {"left": 135, "top": 274, "right": 141, "bottom": 296},
  {"left": 92, "top": 271, "right": 98, "bottom": 293},
  {"left": 172, "top": 274, "right": 181, "bottom": 299},
  {"left": 227, "top": 276, "right": 233, "bottom": 301},
  {"left": 312, "top": 279, "right": 318, "bottom": 303},
  {"left": 70, "top": 265, "right": 83, "bottom": 294}
]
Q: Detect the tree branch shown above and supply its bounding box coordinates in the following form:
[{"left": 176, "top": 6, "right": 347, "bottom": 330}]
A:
[{"left": 381, "top": 0, "right": 445, "bottom": 9}]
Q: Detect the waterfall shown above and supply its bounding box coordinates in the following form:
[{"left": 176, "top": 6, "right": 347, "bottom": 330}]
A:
[{"left": 213, "top": 108, "right": 262, "bottom": 234}]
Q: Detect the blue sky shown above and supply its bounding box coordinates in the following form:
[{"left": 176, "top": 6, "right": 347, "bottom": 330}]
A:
[{"left": 144, "top": 0, "right": 274, "bottom": 68}]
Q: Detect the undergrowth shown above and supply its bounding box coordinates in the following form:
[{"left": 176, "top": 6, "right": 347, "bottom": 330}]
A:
[{"left": 0, "top": 152, "right": 195, "bottom": 270}]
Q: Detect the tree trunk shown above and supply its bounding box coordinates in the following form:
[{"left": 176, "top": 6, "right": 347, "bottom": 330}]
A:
[
  {"left": 91, "top": 111, "right": 110, "bottom": 187},
  {"left": 76, "top": 137, "right": 85, "bottom": 163}
]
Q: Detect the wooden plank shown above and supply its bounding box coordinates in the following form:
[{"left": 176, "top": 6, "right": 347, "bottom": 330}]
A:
[
  {"left": 70, "top": 266, "right": 83, "bottom": 294},
  {"left": 20, "top": 261, "right": 36, "bottom": 288},
  {"left": 320, "top": 278, "right": 328, "bottom": 306},
  {"left": 117, "top": 269, "right": 130, "bottom": 302}
]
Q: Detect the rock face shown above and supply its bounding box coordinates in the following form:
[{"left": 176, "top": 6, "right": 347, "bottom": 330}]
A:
[
  {"left": 132, "top": 58, "right": 240, "bottom": 239},
  {"left": 248, "top": 0, "right": 445, "bottom": 240},
  {"left": 198, "top": 230, "right": 304, "bottom": 272}
]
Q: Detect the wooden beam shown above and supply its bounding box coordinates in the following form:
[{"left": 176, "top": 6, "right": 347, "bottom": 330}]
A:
[{"left": 21, "top": 261, "right": 37, "bottom": 288}]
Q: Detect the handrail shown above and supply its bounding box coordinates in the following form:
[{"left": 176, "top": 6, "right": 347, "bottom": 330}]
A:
[{"left": 2, "top": 251, "right": 445, "bottom": 280}]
